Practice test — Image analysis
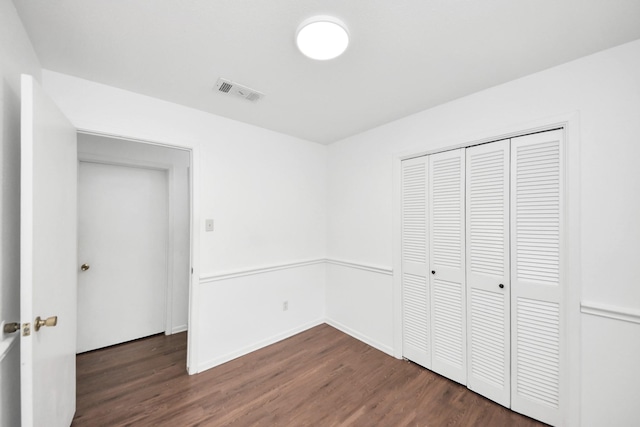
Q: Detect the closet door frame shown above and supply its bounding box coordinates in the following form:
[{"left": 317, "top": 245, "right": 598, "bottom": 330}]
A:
[{"left": 392, "top": 113, "right": 581, "bottom": 426}]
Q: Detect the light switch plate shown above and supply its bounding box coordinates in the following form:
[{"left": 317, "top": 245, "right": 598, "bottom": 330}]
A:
[{"left": 205, "top": 219, "right": 214, "bottom": 232}]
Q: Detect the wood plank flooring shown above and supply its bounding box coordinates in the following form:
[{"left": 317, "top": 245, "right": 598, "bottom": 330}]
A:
[{"left": 73, "top": 324, "right": 546, "bottom": 426}]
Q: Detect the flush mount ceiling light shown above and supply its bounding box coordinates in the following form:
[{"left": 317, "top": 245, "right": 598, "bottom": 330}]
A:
[{"left": 296, "top": 16, "right": 349, "bottom": 60}]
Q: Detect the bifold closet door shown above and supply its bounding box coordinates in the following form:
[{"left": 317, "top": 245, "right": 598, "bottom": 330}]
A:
[
  {"left": 510, "top": 130, "right": 564, "bottom": 426},
  {"left": 429, "top": 148, "right": 466, "bottom": 385},
  {"left": 465, "top": 140, "right": 511, "bottom": 407},
  {"left": 401, "top": 156, "right": 431, "bottom": 368}
]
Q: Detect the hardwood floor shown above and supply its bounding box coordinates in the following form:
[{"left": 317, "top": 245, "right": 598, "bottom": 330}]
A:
[{"left": 73, "top": 324, "right": 546, "bottom": 426}]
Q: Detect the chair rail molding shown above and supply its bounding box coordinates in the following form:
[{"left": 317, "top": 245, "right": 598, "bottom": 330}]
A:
[
  {"left": 581, "top": 301, "right": 640, "bottom": 325},
  {"left": 200, "top": 258, "right": 393, "bottom": 284},
  {"left": 200, "top": 258, "right": 325, "bottom": 283},
  {"left": 325, "top": 258, "right": 393, "bottom": 276}
]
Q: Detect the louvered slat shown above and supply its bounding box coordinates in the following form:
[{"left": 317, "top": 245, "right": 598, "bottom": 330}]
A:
[
  {"left": 432, "top": 279, "right": 464, "bottom": 368},
  {"left": 402, "top": 162, "right": 427, "bottom": 263},
  {"left": 432, "top": 156, "right": 462, "bottom": 269},
  {"left": 516, "top": 298, "right": 560, "bottom": 408},
  {"left": 403, "top": 273, "right": 429, "bottom": 352},
  {"left": 515, "top": 141, "right": 560, "bottom": 286},
  {"left": 469, "top": 149, "right": 505, "bottom": 275},
  {"left": 470, "top": 288, "right": 506, "bottom": 387}
]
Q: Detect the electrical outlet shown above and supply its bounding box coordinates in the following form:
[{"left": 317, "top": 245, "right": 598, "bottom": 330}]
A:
[{"left": 283, "top": 301, "right": 288, "bottom": 311}]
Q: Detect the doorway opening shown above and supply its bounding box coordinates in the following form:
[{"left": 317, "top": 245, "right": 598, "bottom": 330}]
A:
[{"left": 76, "top": 132, "right": 192, "bottom": 355}]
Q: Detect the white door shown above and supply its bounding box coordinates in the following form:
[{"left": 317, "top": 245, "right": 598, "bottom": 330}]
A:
[
  {"left": 401, "top": 156, "right": 431, "bottom": 368},
  {"left": 20, "top": 74, "right": 77, "bottom": 427},
  {"left": 429, "top": 148, "right": 467, "bottom": 385},
  {"left": 510, "top": 129, "right": 564, "bottom": 426},
  {"left": 77, "top": 161, "right": 168, "bottom": 353},
  {"left": 465, "top": 140, "right": 511, "bottom": 406}
]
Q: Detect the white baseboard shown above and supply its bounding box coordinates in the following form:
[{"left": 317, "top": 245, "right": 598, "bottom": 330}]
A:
[
  {"left": 195, "top": 317, "right": 397, "bottom": 374},
  {"left": 171, "top": 324, "right": 188, "bottom": 334},
  {"left": 324, "top": 317, "right": 394, "bottom": 357},
  {"left": 196, "top": 318, "right": 325, "bottom": 373}
]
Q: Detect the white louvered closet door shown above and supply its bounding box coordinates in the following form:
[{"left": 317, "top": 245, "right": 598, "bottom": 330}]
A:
[
  {"left": 510, "top": 130, "right": 564, "bottom": 426},
  {"left": 429, "top": 148, "right": 466, "bottom": 385},
  {"left": 401, "top": 156, "right": 431, "bottom": 368},
  {"left": 465, "top": 140, "right": 511, "bottom": 407}
]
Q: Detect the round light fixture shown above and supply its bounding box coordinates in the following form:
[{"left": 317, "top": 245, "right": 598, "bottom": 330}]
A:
[{"left": 296, "top": 16, "right": 349, "bottom": 60}]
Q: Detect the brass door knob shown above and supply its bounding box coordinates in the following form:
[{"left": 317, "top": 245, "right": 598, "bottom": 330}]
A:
[
  {"left": 81, "top": 263, "right": 90, "bottom": 271},
  {"left": 34, "top": 316, "right": 58, "bottom": 332}
]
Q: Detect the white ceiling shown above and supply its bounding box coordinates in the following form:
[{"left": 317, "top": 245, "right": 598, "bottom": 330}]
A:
[{"left": 13, "top": 0, "right": 640, "bottom": 144}]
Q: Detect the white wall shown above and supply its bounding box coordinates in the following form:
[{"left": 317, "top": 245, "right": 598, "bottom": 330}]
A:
[
  {"left": 0, "top": 1, "right": 42, "bottom": 425},
  {"left": 78, "top": 133, "right": 191, "bottom": 334},
  {"left": 325, "top": 263, "right": 393, "bottom": 354},
  {"left": 198, "top": 262, "right": 325, "bottom": 371},
  {"left": 327, "top": 39, "right": 640, "bottom": 426},
  {"left": 42, "top": 70, "right": 328, "bottom": 373}
]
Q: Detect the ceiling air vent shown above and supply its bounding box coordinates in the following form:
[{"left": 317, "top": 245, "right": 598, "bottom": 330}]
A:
[
  {"left": 218, "top": 81, "right": 233, "bottom": 93},
  {"left": 215, "top": 78, "right": 264, "bottom": 103}
]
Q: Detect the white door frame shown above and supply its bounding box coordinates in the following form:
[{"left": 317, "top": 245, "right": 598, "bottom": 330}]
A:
[
  {"left": 78, "top": 152, "right": 176, "bottom": 337},
  {"left": 76, "top": 129, "right": 201, "bottom": 374},
  {"left": 392, "top": 112, "right": 581, "bottom": 426}
]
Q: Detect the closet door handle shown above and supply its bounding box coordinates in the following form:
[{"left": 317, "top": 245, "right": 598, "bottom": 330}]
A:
[
  {"left": 431, "top": 270, "right": 435, "bottom": 275},
  {"left": 499, "top": 284, "right": 504, "bottom": 289}
]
